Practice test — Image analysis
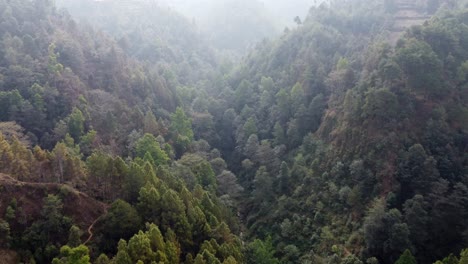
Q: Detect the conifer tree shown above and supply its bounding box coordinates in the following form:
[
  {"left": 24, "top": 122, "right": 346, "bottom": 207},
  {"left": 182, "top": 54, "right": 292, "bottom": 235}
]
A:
[{"left": 395, "top": 250, "right": 416, "bottom": 264}]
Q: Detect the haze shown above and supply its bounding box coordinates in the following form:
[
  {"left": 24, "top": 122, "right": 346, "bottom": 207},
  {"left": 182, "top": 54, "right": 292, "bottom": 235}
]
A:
[
  {"left": 161, "top": 0, "right": 318, "bottom": 27},
  {"left": 57, "top": 0, "right": 323, "bottom": 52},
  {"left": 2, "top": 0, "right": 467, "bottom": 263}
]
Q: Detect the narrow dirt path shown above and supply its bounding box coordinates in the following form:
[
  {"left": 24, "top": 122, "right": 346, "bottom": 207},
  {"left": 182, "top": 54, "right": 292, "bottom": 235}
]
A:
[
  {"left": 343, "top": 247, "right": 352, "bottom": 257},
  {"left": 0, "top": 173, "right": 109, "bottom": 246},
  {"left": 83, "top": 205, "right": 109, "bottom": 245}
]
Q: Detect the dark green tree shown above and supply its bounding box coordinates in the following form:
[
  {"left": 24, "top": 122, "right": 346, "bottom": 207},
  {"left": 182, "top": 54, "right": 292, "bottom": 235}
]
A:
[
  {"left": 170, "top": 107, "right": 194, "bottom": 156},
  {"left": 395, "top": 39, "right": 443, "bottom": 97},
  {"left": 135, "top": 134, "right": 169, "bottom": 165},
  {"left": 67, "top": 107, "right": 85, "bottom": 141},
  {"left": 22, "top": 195, "right": 72, "bottom": 263},
  {"left": 394, "top": 249, "right": 416, "bottom": 264},
  {"left": 68, "top": 225, "right": 82, "bottom": 247},
  {"left": 98, "top": 200, "right": 141, "bottom": 254},
  {"left": 246, "top": 237, "right": 279, "bottom": 264},
  {"left": 52, "top": 245, "right": 91, "bottom": 264}
]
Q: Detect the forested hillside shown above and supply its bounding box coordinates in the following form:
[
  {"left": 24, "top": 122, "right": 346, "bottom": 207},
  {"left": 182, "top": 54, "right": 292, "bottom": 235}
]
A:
[
  {"left": 55, "top": 0, "right": 219, "bottom": 84},
  {"left": 0, "top": 0, "right": 241, "bottom": 263},
  {"left": 214, "top": 0, "right": 468, "bottom": 262},
  {"left": 0, "top": 0, "right": 467, "bottom": 263}
]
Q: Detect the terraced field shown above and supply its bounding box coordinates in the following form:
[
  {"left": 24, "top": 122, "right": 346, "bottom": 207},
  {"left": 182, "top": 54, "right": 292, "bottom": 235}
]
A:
[{"left": 388, "top": 0, "right": 431, "bottom": 45}]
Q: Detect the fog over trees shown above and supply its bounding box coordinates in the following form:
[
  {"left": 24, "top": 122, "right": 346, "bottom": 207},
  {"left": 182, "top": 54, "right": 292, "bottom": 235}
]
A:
[{"left": 1, "top": 0, "right": 468, "bottom": 263}]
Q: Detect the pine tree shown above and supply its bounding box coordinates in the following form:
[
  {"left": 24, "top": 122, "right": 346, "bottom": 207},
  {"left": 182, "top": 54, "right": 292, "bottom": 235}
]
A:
[
  {"left": 242, "top": 117, "right": 258, "bottom": 142},
  {"left": 272, "top": 122, "right": 285, "bottom": 146},
  {"left": 222, "top": 256, "right": 238, "bottom": 264},
  {"left": 52, "top": 245, "right": 91, "bottom": 264},
  {"left": 68, "top": 108, "right": 85, "bottom": 141},
  {"left": 100, "top": 200, "right": 142, "bottom": 253},
  {"left": 170, "top": 107, "right": 194, "bottom": 156},
  {"left": 137, "top": 183, "right": 161, "bottom": 223},
  {"left": 460, "top": 249, "right": 468, "bottom": 264},
  {"left": 0, "top": 219, "right": 11, "bottom": 247},
  {"left": 0, "top": 133, "right": 14, "bottom": 173},
  {"left": 395, "top": 249, "right": 416, "bottom": 264},
  {"left": 52, "top": 142, "right": 68, "bottom": 183},
  {"left": 143, "top": 110, "right": 160, "bottom": 136},
  {"left": 193, "top": 161, "right": 217, "bottom": 191},
  {"left": 113, "top": 240, "right": 132, "bottom": 264},
  {"left": 10, "top": 136, "right": 33, "bottom": 180},
  {"left": 441, "top": 254, "right": 459, "bottom": 264},
  {"left": 147, "top": 224, "right": 168, "bottom": 262},
  {"left": 127, "top": 231, "right": 153, "bottom": 263},
  {"left": 246, "top": 237, "right": 279, "bottom": 264},
  {"left": 68, "top": 225, "right": 82, "bottom": 247},
  {"left": 278, "top": 161, "right": 290, "bottom": 195},
  {"left": 135, "top": 134, "right": 169, "bottom": 165},
  {"left": 94, "top": 254, "right": 110, "bottom": 264}
]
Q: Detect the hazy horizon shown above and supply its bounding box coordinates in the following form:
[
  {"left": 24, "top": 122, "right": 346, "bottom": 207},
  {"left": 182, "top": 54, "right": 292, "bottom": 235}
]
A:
[{"left": 160, "top": 0, "right": 319, "bottom": 28}]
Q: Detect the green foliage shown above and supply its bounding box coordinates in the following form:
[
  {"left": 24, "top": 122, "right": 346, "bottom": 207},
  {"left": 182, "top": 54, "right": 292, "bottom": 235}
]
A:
[
  {"left": 143, "top": 111, "right": 161, "bottom": 136},
  {"left": 364, "top": 199, "right": 413, "bottom": 263},
  {"left": 113, "top": 240, "right": 132, "bottom": 264},
  {"left": 86, "top": 151, "right": 114, "bottom": 200},
  {"left": 235, "top": 80, "right": 255, "bottom": 110},
  {"left": 2, "top": 0, "right": 468, "bottom": 264},
  {"left": 193, "top": 161, "right": 217, "bottom": 191},
  {"left": 0, "top": 90, "right": 24, "bottom": 121},
  {"left": 67, "top": 226, "right": 82, "bottom": 247},
  {"left": 395, "top": 39, "right": 444, "bottom": 97},
  {"left": 440, "top": 254, "right": 460, "bottom": 264},
  {"left": 246, "top": 237, "right": 279, "bottom": 264},
  {"left": 52, "top": 245, "right": 91, "bottom": 264},
  {"left": 460, "top": 249, "right": 468, "bottom": 264},
  {"left": 95, "top": 254, "right": 110, "bottom": 264},
  {"left": 242, "top": 117, "right": 258, "bottom": 141},
  {"left": 457, "top": 61, "right": 468, "bottom": 83},
  {"left": 48, "top": 43, "right": 64, "bottom": 75},
  {"left": 0, "top": 219, "right": 11, "bottom": 247},
  {"left": 135, "top": 134, "right": 170, "bottom": 166},
  {"left": 362, "top": 88, "right": 398, "bottom": 123},
  {"left": 397, "top": 144, "right": 439, "bottom": 199},
  {"left": 112, "top": 224, "right": 179, "bottom": 263},
  {"left": 22, "top": 195, "right": 72, "bottom": 263},
  {"left": 137, "top": 183, "right": 161, "bottom": 223},
  {"left": 394, "top": 250, "right": 416, "bottom": 264},
  {"left": 98, "top": 200, "right": 142, "bottom": 253},
  {"left": 79, "top": 130, "right": 96, "bottom": 156},
  {"left": 67, "top": 108, "right": 85, "bottom": 141},
  {"left": 170, "top": 107, "right": 194, "bottom": 156},
  {"left": 159, "top": 190, "right": 191, "bottom": 242}
]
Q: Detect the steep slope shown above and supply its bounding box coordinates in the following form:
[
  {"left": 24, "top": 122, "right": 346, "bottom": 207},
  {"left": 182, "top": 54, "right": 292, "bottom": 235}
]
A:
[
  {"left": 0, "top": 173, "right": 107, "bottom": 262},
  {"left": 1, "top": 0, "right": 467, "bottom": 263},
  {"left": 0, "top": 250, "right": 18, "bottom": 264},
  {"left": 0, "top": 173, "right": 106, "bottom": 231},
  {"left": 56, "top": 0, "right": 218, "bottom": 85},
  {"left": 0, "top": 1, "right": 244, "bottom": 263},
  {"left": 0, "top": 0, "right": 181, "bottom": 153},
  {"left": 192, "top": 0, "right": 468, "bottom": 263}
]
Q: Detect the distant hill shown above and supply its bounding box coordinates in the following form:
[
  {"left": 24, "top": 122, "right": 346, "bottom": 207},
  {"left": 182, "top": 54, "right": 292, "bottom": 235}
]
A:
[{"left": 159, "top": 0, "right": 282, "bottom": 52}]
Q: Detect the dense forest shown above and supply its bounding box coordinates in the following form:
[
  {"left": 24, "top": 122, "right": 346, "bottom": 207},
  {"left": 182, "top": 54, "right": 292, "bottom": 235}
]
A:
[{"left": 0, "top": 0, "right": 467, "bottom": 263}]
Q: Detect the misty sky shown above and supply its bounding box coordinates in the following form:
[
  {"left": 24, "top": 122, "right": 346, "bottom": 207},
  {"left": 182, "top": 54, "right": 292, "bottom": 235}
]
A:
[
  {"left": 57, "top": 0, "right": 326, "bottom": 52},
  {"left": 160, "top": 0, "right": 319, "bottom": 28}
]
